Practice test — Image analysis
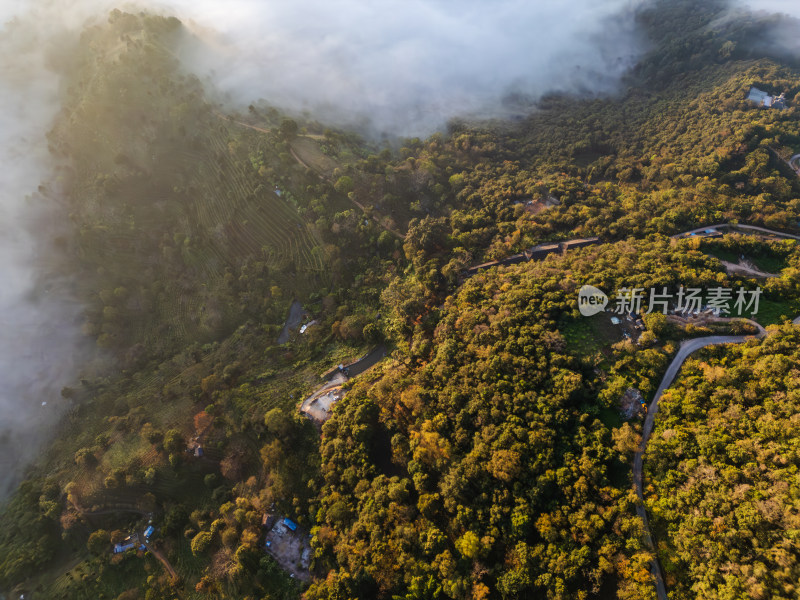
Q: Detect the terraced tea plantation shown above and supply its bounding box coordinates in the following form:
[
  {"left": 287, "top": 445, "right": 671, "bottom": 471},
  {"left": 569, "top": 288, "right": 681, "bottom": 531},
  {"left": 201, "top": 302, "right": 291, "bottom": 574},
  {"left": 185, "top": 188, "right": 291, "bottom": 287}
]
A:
[{"left": 49, "top": 13, "right": 333, "bottom": 357}]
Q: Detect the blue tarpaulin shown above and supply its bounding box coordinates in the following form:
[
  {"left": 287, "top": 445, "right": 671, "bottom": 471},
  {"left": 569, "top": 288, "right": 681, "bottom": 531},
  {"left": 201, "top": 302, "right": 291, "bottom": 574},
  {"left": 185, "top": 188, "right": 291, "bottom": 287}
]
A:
[{"left": 113, "top": 542, "right": 135, "bottom": 554}]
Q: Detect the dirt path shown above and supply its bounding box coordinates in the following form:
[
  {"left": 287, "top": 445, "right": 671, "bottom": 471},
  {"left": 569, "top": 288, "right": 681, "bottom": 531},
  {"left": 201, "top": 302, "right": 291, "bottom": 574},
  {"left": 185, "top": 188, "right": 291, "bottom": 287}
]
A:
[
  {"left": 719, "top": 259, "right": 779, "bottom": 279},
  {"left": 215, "top": 111, "right": 272, "bottom": 135},
  {"left": 289, "top": 146, "right": 318, "bottom": 175},
  {"left": 73, "top": 502, "right": 179, "bottom": 583},
  {"left": 143, "top": 538, "right": 179, "bottom": 582}
]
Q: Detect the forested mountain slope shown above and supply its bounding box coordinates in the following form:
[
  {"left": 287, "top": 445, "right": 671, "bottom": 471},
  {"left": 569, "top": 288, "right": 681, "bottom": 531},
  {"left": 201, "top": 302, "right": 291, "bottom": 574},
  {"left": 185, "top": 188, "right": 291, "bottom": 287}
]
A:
[
  {"left": 646, "top": 325, "right": 800, "bottom": 600},
  {"left": 1, "top": 2, "right": 800, "bottom": 599}
]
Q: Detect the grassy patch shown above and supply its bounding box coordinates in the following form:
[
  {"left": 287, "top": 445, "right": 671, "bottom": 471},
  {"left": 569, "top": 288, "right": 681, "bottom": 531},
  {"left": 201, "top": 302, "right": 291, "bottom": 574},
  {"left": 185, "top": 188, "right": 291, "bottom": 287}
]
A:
[
  {"left": 597, "top": 406, "right": 623, "bottom": 429},
  {"left": 562, "top": 313, "right": 623, "bottom": 357},
  {"left": 750, "top": 253, "right": 789, "bottom": 274},
  {"left": 290, "top": 137, "right": 340, "bottom": 178},
  {"left": 40, "top": 553, "right": 149, "bottom": 600},
  {"left": 701, "top": 238, "right": 792, "bottom": 274},
  {"left": 701, "top": 245, "right": 739, "bottom": 264},
  {"left": 755, "top": 297, "right": 798, "bottom": 326}
]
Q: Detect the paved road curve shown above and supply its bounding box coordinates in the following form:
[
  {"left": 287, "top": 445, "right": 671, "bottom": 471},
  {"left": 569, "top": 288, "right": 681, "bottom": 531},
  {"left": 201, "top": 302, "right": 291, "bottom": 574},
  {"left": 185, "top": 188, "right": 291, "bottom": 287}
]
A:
[
  {"left": 633, "top": 334, "right": 761, "bottom": 600},
  {"left": 636, "top": 315, "right": 800, "bottom": 598},
  {"left": 634, "top": 221, "right": 799, "bottom": 599},
  {"left": 671, "top": 222, "right": 800, "bottom": 241}
]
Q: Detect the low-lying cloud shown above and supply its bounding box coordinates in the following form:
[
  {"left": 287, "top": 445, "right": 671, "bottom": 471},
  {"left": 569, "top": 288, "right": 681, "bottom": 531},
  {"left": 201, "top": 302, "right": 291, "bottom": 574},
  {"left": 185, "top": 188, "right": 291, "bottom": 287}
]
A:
[
  {"left": 5, "top": 0, "right": 747, "bottom": 499},
  {"left": 730, "top": 0, "right": 800, "bottom": 58},
  {"left": 0, "top": 0, "right": 651, "bottom": 495},
  {"left": 735, "top": 0, "right": 800, "bottom": 17},
  {"left": 7, "top": 0, "right": 652, "bottom": 137},
  {"left": 0, "top": 8, "right": 88, "bottom": 498},
  {"left": 173, "top": 0, "right": 647, "bottom": 135},
  {"left": 2, "top": 0, "right": 799, "bottom": 499}
]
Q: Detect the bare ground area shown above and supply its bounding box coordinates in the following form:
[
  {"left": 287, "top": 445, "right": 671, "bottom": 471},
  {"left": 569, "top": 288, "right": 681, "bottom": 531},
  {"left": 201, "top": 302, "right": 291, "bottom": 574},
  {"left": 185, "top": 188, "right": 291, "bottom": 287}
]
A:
[
  {"left": 300, "top": 384, "right": 345, "bottom": 422},
  {"left": 264, "top": 521, "right": 311, "bottom": 582},
  {"left": 719, "top": 259, "right": 779, "bottom": 279},
  {"left": 300, "top": 346, "right": 387, "bottom": 423},
  {"left": 278, "top": 300, "right": 307, "bottom": 344}
]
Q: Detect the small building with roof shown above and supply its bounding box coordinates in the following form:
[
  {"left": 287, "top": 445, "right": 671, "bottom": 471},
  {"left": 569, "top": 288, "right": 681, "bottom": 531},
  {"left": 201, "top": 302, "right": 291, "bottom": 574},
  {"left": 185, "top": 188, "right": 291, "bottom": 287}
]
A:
[
  {"left": 747, "top": 87, "right": 787, "bottom": 109},
  {"left": 262, "top": 513, "right": 278, "bottom": 531},
  {"left": 114, "top": 542, "right": 136, "bottom": 554}
]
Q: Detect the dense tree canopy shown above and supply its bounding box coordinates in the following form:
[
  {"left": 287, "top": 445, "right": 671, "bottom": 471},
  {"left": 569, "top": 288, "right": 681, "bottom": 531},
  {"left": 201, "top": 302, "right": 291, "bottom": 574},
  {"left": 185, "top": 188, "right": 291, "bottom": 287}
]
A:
[{"left": 2, "top": 2, "right": 800, "bottom": 599}]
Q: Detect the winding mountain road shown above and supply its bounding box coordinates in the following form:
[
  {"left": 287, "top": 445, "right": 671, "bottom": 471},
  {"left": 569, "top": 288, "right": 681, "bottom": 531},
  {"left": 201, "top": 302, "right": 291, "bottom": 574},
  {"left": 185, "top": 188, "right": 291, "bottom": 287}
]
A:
[
  {"left": 672, "top": 223, "right": 800, "bottom": 241},
  {"left": 636, "top": 223, "right": 800, "bottom": 599},
  {"left": 788, "top": 153, "right": 800, "bottom": 174},
  {"left": 632, "top": 323, "right": 800, "bottom": 599},
  {"left": 633, "top": 334, "right": 760, "bottom": 600}
]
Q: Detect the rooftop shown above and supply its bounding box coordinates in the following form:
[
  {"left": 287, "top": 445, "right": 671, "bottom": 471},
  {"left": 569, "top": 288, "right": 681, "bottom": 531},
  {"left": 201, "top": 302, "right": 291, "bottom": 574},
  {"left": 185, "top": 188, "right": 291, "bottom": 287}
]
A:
[{"left": 747, "top": 87, "right": 787, "bottom": 109}]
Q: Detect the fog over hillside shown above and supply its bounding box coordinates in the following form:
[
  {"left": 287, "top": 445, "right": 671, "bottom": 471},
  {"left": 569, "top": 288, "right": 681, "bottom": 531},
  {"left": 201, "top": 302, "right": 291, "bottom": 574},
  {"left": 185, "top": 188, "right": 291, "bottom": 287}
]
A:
[
  {"left": 739, "top": 0, "right": 800, "bottom": 16},
  {"left": 0, "top": 11, "right": 86, "bottom": 497},
  {"left": 4, "top": 0, "right": 655, "bottom": 135},
  {"left": 3, "top": 0, "right": 800, "bottom": 498},
  {"left": 171, "top": 0, "right": 648, "bottom": 135},
  {"left": 0, "top": 0, "right": 653, "bottom": 497},
  {"left": 735, "top": 0, "right": 800, "bottom": 58}
]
